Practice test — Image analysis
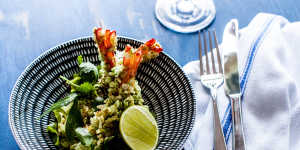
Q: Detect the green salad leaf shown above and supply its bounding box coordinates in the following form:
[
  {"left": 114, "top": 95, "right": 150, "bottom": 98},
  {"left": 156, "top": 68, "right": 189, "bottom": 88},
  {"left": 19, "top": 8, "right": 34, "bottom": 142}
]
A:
[
  {"left": 79, "top": 62, "right": 99, "bottom": 83},
  {"left": 65, "top": 100, "right": 83, "bottom": 141},
  {"left": 75, "top": 127, "right": 93, "bottom": 146},
  {"left": 39, "top": 93, "right": 78, "bottom": 119}
]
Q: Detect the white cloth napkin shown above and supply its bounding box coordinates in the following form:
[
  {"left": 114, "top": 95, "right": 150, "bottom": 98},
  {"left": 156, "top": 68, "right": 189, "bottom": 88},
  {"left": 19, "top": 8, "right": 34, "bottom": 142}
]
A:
[{"left": 183, "top": 13, "right": 300, "bottom": 150}]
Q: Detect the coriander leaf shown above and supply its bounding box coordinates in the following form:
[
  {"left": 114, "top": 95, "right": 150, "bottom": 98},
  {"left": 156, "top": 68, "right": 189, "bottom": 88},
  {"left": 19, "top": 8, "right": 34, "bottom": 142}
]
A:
[
  {"left": 79, "top": 62, "right": 98, "bottom": 83},
  {"left": 77, "top": 82, "right": 95, "bottom": 96},
  {"left": 39, "top": 93, "right": 78, "bottom": 119},
  {"left": 75, "top": 127, "right": 93, "bottom": 146},
  {"left": 65, "top": 100, "right": 83, "bottom": 141},
  {"left": 77, "top": 55, "right": 83, "bottom": 65}
]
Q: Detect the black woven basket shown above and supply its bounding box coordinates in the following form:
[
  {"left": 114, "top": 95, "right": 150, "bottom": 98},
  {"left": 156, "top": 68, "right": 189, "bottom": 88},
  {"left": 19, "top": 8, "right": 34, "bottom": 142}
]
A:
[{"left": 9, "top": 36, "right": 196, "bottom": 150}]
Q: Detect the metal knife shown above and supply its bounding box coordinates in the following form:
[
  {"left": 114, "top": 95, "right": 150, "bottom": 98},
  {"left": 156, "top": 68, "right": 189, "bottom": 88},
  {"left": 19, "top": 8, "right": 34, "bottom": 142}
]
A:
[{"left": 223, "top": 19, "right": 246, "bottom": 150}]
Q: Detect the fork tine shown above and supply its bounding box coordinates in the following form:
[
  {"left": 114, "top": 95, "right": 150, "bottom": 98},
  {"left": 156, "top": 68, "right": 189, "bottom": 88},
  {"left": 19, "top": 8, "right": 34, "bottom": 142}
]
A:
[
  {"left": 208, "top": 31, "right": 216, "bottom": 73},
  {"left": 198, "top": 31, "right": 204, "bottom": 75},
  {"left": 213, "top": 30, "right": 223, "bottom": 73},
  {"left": 203, "top": 31, "right": 210, "bottom": 74}
]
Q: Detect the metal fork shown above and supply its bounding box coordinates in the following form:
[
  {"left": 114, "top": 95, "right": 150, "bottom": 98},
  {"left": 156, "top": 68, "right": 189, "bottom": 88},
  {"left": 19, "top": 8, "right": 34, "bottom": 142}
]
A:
[{"left": 198, "top": 30, "right": 227, "bottom": 150}]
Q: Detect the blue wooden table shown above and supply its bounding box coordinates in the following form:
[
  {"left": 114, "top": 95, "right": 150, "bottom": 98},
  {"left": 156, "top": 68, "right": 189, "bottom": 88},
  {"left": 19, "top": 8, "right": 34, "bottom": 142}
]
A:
[{"left": 1, "top": 0, "right": 300, "bottom": 149}]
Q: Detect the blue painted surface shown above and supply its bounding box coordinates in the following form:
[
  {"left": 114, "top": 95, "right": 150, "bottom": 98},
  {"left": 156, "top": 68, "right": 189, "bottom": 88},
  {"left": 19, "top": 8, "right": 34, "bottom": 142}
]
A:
[{"left": 1, "top": 0, "right": 300, "bottom": 149}]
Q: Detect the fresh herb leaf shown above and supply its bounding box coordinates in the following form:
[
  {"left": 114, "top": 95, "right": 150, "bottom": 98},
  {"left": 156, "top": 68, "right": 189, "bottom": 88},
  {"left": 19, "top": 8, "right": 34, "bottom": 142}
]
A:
[
  {"left": 77, "top": 55, "right": 83, "bottom": 65},
  {"left": 53, "top": 109, "right": 63, "bottom": 124},
  {"left": 47, "top": 122, "right": 60, "bottom": 146},
  {"left": 39, "top": 93, "right": 78, "bottom": 119},
  {"left": 60, "top": 76, "right": 96, "bottom": 96},
  {"left": 70, "top": 76, "right": 81, "bottom": 93},
  {"left": 65, "top": 100, "right": 83, "bottom": 141},
  {"left": 79, "top": 62, "right": 99, "bottom": 83},
  {"left": 77, "top": 82, "right": 95, "bottom": 96},
  {"left": 75, "top": 127, "right": 93, "bottom": 146},
  {"left": 47, "top": 122, "right": 57, "bottom": 134},
  {"left": 70, "top": 76, "right": 81, "bottom": 85},
  {"left": 60, "top": 76, "right": 80, "bottom": 88}
]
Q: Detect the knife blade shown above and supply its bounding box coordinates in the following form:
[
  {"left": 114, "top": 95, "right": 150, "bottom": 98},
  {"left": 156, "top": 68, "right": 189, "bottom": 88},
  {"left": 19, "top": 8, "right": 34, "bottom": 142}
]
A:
[{"left": 223, "top": 19, "right": 246, "bottom": 150}]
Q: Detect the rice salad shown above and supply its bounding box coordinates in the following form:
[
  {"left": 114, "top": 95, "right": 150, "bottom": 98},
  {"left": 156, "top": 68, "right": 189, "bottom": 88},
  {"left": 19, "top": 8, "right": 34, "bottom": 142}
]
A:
[{"left": 41, "top": 28, "right": 163, "bottom": 150}]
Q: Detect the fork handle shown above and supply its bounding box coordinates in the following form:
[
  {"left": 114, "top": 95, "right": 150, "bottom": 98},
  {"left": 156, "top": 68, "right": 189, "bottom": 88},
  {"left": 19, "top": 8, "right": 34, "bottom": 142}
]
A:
[
  {"left": 230, "top": 95, "right": 246, "bottom": 150},
  {"left": 212, "top": 99, "right": 227, "bottom": 150},
  {"left": 210, "top": 88, "right": 227, "bottom": 150}
]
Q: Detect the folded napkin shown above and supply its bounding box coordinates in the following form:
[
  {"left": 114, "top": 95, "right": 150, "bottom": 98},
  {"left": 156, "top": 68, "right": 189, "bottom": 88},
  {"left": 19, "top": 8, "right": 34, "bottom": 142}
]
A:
[{"left": 183, "top": 13, "right": 300, "bottom": 150}]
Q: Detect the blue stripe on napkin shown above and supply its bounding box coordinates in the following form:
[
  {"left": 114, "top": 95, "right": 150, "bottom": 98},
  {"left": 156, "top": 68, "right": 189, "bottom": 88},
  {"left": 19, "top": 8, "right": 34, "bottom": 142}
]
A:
[{"left": 220, "top": 16, "right": 276, "bottom": 144}]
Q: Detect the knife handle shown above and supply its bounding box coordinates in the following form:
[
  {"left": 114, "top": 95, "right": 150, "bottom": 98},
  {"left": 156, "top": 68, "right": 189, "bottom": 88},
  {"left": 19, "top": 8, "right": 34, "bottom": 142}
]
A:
[{"left": 230, "top": 96, "right": 246, "bottom": 150}]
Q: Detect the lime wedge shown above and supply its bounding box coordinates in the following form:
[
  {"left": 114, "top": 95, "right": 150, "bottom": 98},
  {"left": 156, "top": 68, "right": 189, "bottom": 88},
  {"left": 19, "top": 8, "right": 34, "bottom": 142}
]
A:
[{"left": 120, "top": 106, "right": 159, "bottom": 150}]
